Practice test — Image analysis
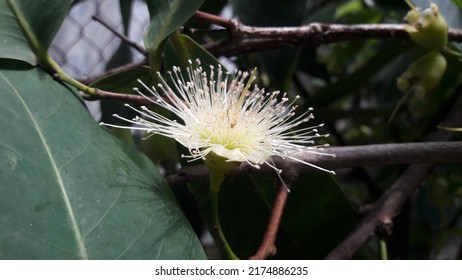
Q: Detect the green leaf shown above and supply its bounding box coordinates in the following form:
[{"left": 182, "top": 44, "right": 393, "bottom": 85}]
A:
[
  {"left": 104, "top": 0, "right": 134, "bottom": 70},
  {"left": 0, "top": 67, "right": 205, "bottom": 259},
  {"left": 120, "top": 0, "right": 133, "bottom": 32},
  {"left": 334, "top": 0, "right": 363, "bottom": 20},
  {"left": 144, "top": 0, "right": 205, "bottom": 71},
  {"left": 454, "top": 0, "right": 462, "bottom": 10},
  {"left": 165, "top": 33, "right": 226, "bottom": 73},
  {"left": 0, "top": 0, "right": 72, "bottom": 64},
  {"left": 90, "top": 68, "right": 151, "bottom": 94}
]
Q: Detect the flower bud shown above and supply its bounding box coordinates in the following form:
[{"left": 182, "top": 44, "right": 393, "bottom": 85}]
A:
[
  {"left": 397, "top": 51, "right": 447, "bottom": 98},
  {"left": 404, "top": 3, "right": 448, "bottom": 51}
]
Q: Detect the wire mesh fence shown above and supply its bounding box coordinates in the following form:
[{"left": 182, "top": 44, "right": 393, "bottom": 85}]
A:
[{"left": 50, "top": 0, "right": 149, "bottom": 80}]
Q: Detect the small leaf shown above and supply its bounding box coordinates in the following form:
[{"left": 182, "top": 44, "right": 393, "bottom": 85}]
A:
[
  {"left": 334, "top": 0, "right": 363, "bottom": 20},
  {"left": 0, "top": 67, "right": 205, "bottom": 259},
  {"left": 144, "top": 0, "right": 205, "bottom": 71},
  {"left": 164, "top": 33, "right": 227, "bottom": 73}
]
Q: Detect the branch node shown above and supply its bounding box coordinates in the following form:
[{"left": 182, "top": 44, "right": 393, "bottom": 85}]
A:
[{"left": 377, "top": 216, "right": 393, "bottom": 236}]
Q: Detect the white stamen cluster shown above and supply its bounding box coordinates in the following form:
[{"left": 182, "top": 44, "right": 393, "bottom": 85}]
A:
[{"left": 101, "top": 60, "right": 334, "bottom": 174}]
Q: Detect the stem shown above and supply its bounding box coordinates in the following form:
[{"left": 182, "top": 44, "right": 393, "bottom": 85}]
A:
[
  {"left": 404, "top": 0, "right": 415, "bottom": 9},
  {"left": 250, "top": 183, "right": 290, "bottom": 259},
  {"left": 379, "top": 238, "right": 388, "bottom": 260},
  {"left": 92, "top": 15, "right": 147, "bottom": 56},
  {"left": 210, "top": 191, "right": 239, "bottom": 260},
  {"left": 437, "top": 125, "right": 462, "bottom": 132},
  {"left": 443, "top": 47, "right": 462, "bottom": 59},
  {"left": 388, "top": 89, "right": 412, "bottom": 123},
  {"left": 43, "top": 54, "right": 97, "bottom": 96},
  {"left": 192, "top": 11, "right": 237, "bottom": 30}
]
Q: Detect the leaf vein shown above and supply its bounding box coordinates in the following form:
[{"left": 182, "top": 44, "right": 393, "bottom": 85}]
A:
[{"left": 0, "top": 73, "right": 89, "bottom": 259}]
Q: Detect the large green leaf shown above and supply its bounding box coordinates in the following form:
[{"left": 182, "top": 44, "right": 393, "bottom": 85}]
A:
[
  {"left": 144, "top": 0, "right": 205, "bottom": 71},
  {"left": 0, "top": 67, "right": 205, "bottom": 259},
  {"left": 0, "top": 0, "right": 72, "bottom": 64}
]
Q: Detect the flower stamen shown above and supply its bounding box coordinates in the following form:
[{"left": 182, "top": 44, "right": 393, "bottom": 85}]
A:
[{"left": 100, "top": 61, "right": 335, "bottom": 175}]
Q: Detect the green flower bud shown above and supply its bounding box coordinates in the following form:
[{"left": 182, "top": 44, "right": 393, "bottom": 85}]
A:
[
  {"left": 397, "top": 51, "right": 447, "bottom": 98},
  {"left": 404, "top": 3, "right": 448, "bottom": 51}
]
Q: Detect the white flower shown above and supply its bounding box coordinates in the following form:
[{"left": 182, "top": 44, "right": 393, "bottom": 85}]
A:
[{"left": 101, "top": 60, "right": 334, "bottom": 174}]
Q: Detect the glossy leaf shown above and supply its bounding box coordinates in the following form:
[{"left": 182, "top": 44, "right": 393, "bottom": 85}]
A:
[
  {"left": 164, "top": 33, "right": 226, "bottom": 73},
  {"left": 0, "top": 67, "right": 205, "bottom": 259},
  {"left": 0, "top": 0, "right": 72, "bottom": 64},
  {"left": 144, "top": 0, "right": 205, "bottom": 71}
]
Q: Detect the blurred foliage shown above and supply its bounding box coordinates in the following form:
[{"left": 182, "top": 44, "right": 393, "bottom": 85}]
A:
[{"left": 1, "top": 0, "right": 462, "bottom": 259}]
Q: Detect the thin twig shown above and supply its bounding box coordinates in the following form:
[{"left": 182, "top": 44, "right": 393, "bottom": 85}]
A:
[
  {"left": 82, "top": 89, "right": 154, "bottom": 105},
  {"left": 250, "top": 179, "right": 293, "bottom": 260},
  {"left": 166, "top": 141, "right": 462, "bottom": 187},
  {"left": 79, "top": 60, "right": 148, "bottom": 85},
  {"left": 192, "top": 11, "right": 237, "bottom": 30},
  {"left": 325, "top": 91, "right": 462, "bottom": 260},
  {"left": 92, "top": 15, "right": 147, "bottom": 56}
]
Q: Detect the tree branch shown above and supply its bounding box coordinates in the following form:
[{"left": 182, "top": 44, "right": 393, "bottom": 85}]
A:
[
  {"left": 92, "top": 15, "right": 147, "bottom": 56},
  {"left": 191, "top": 10, "right": 462, "bottom": 56},
  {"left": 81, "top": 12, "right": 462, "bottom": 90},
  {"left": 250, "top": 173, "right": 295, "bottom": 260},
  {"left": 325, "top": 92, "right": 462, "bottom": 260},
  {"left": 166, "top": 141, "right": 462, "bottom": 187}
]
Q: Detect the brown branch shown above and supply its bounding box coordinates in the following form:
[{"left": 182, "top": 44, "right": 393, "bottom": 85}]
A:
[
  {"left": 80, "top": 12, "right": 462, "bottom": 87},
  {"left": 192, "top": 11, "right": 237, "bottom": 30},
  {"left": 92, "top": 15, "right": 147, "bottom": 56},
  {"left": 166, "top": 141, "right": 462, "bottom": 187},
  {"left": 193, "top": 10, "right": 462, "bottom": 56},
  {"left": 250, "top": 176, "right": 294, "bottom": 260},
  {"left": 325, "top": 92, "right": 462, "bottom": 260}
]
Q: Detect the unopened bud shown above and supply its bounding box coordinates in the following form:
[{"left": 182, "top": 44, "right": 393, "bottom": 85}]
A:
[
  {"left": 397, "top": 51, "right": 447, "bottom": 98},
  {"left": 404, "top": 3, "right": 448, "bottom": 51}
]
